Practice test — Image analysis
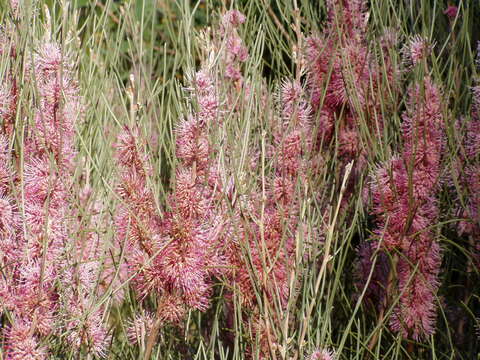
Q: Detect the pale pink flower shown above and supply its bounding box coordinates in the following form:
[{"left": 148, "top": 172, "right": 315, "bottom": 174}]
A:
[
  {"left": 5, "top": 320, "right": 47, "bottom": 360},
  {"left": 219, "top": 10, "right": 249, "bottom": 84},
  {"left": 391, "top": 241, "right": 442, "bottom": 340},
  {"left": 175, "top": 117, "right": 210, "bottom": 170},
  {"left": 0, "top": 34, "right": 109, "bottom": 357},
  {"left": 66, "top": 306, "right": 110, "bottom": 358},
  {"left": 379, "top": 28, "right": 399, "bottom": 50},
  {"left": 222, "top": 9, "right": 246, "bottom": 28},
  {"left": 126, "top": 311, "right": 155, "bottom": 345},
  {"left": 0, "top": 193, "right": 19, "bottom": 253},
  {"left": 325, "top": 0, "right": 368, "bottom": 38},
  {"left": 113, "top": 68, "right": 226, "bottom": 327},
  {"left": 227, "top": 35, "right": 249, "bottom": 62},
  {"left": 402, "top": 35, "right": 434, "bottom": 67},
  {"left": 10, "top": 0, "right": 19, "bottom": 12},
  {"left": 307, "top": 348, "right": 335, "bottom": 360}
]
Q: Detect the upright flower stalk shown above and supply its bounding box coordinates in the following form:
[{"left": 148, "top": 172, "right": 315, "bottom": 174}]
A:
[
  {"left": 212, "top": 12, "right": 316, "bottom": 357},
  {"left": 114, "top": 10, "right": 319, "bottom": 358},
  {"left": 305, "top": 0, "right": 399, "bottom": 204},
  {"left": 368, "top": 76, "right": 445, "bottom": 340},
  {"left": 113, "top": 17, "right": 236, "bottom": 356},
  {"left": 0, "top": 9, "right": 109, "bottom": 356}
]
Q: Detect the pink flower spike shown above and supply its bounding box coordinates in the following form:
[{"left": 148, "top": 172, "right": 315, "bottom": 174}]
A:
[{"left": 5, "top": 321, "right": 47, "bottom": 360}]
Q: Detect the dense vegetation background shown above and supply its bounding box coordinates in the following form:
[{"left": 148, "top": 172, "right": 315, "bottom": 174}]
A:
[{"left": 1, "top": 0, "right": 480, "bottom": 359}]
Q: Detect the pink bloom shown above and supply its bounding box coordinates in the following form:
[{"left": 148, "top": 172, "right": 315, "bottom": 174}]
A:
[
  {"left": 0, "top": 32, "right": 109, "bottom": 357},
  {"left": 10, "top": 0, "right": 19, "bottom": 12},
  {"left": 5, "top": 321, "right": 47, "bottom": 360},
  {"left": 402, "top": 35, "right": 434, "bottom": 67},
  {"left": 222, "top": 10, "right": 246, "bottom": 28},
  {"left": 338, "top": 128, "right": 359, "bottom": 159},
  {"left": 0, "top": 193, "right": 18, "bottom": 243},
  {"left": 227, "top": 35, "right": 249, "bottom": 62},
  {"left": 391, "top": 241, "right": 442, "bottom": 340},
  {"left": 66, "top": 305, "right": 110, "bottom": 358},
  {"left": 304, "top": 0, "right": 399, "bottom": 206},
  {"left": 325, "top": 0, "right": 368, "bottom": 38},
  {"left": 367, "top": 77, "right": 444, "bottom": 339},
  {"left": 379, "top": 28, "right": 399, "bottom": 50},
  {"left": 218, "top": 11, "right": 249, "bottom": 86},
  {"left": 114, "top": 66, "right": 226, "bottom": 328},
  {"left": 307, "top": 348, "right": 335, "bottom": 360},
  {"left": 225, "top": 64, "right": 242, "bottom": 81},
  {"left": 175, "top": 117, "right": 210, "bottom": 170},
  {"left": 280, "top": 80, "right": 311, "bottom": 125},
  {"left": 127, "top": 311, "right": 155, "bottom": 345},
  {"left": 114, "top": 125, "right": 152, "bottom": 176},
  {"left": 172, "top": 167, "right": 208, "bottom": 219},
  {"left": 444, "top": 5, "right": 458, "bottom": 19}
]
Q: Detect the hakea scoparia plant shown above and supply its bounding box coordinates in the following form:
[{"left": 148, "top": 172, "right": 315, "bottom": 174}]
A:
[
  {"left": 113, "top": 11, "right": 247, "bottom": 352},
  {"left": 365, "top": 74, "right": 445, "bottom": 341},
  {"left": 354, "top": 34, "right": 432, "bottom": 297},
  {"left": 304, "top": 0, "right": 400, "bottom": 204},
  {"left": 219, "top": 79, "right": 316, "bottom": 358},
  {"left": 114, "top": 10, "right": 320, "bottom": 358},
  {"left": 211, "top": 12, "right": 319, "bottom": 358},
  {"left": 116, "top": 71, "right": 222, "bottom": 322},
  {"left": 0, "top": 12, "right": 110, "bottom": 359}
]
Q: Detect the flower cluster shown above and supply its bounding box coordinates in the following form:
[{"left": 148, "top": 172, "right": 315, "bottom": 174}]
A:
[
  {"left": 0, "top": 35, "right": 109, "bottom": 358},
  {"left": 305, "top": 0, "right": 397, "bottom": 152},
  {"left": 5, "top": 1, "right": 480, "bottom": 358},
  {"left": 367, "top": 77, "right": 444, "bottom": 340},
  {"left": 114, "top": 42, "right": 227, "bottom": 330},
  {"left": 220, "top": 9, "right": 248, "bottom": 82},
  {"left": 114, "top": 10, "right": 319, "bottom": 357},
  {"left": 205, "top": 13, "right": 319, "bottom": 357},
  {"left": 304, "top": 0, "right": 399, "bottom": 207},
  {"left": 401, "top": 35, "right": 434, "bottom": 68}
]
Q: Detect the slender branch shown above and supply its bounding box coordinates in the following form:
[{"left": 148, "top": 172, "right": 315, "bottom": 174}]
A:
[{"left": 263, "top": 0, "right": 293, "bottom": 45}]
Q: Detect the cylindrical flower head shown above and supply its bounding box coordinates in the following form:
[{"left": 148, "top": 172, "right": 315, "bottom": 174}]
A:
[{"left": 367, "top": 77, "right": 444, "bottom": 339}]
